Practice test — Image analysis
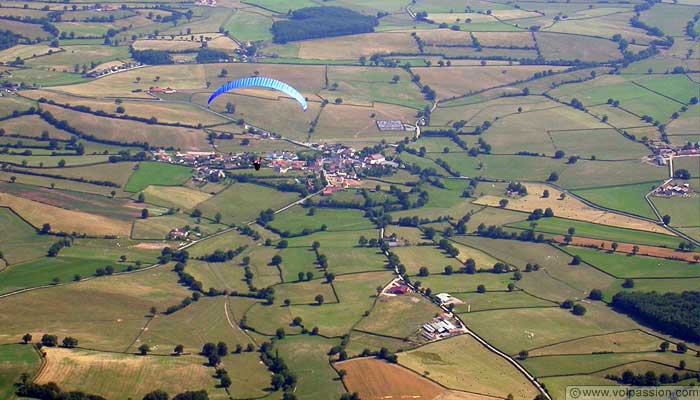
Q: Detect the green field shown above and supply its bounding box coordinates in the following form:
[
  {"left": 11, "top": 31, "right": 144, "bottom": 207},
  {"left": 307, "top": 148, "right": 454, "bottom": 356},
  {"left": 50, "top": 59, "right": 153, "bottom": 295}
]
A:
[
  {"left": 268, "top": 207, "right": 374, "bottom": 235},
  {"left": 0, "top": 207, "right": 55, "bottom": 265},
  {"left": 563, "top": 246, "right": 700, "bottom": 279},
  {"left": 125, "top": 162, "right": 193, "bottom": 193},
  {"left": 572, "top": 182, "right": 661, "bottom": 219},
  {"left": 197, "top": 183, "right": 299, "bottom": 225},
  {"left": 0, "top": 344, "right": 41, "bottom": 399}
]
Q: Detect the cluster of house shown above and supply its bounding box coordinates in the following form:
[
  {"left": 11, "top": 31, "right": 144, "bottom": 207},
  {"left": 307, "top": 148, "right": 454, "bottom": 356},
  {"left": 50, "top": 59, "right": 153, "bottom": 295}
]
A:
[
  {"left": 654, "top": 181, "right": 693, "bottom": 197},
  {"left": 653, "top": 144, "right": 700, "bottom": 166},
  {"left": 148, "top": 87, "right": 177, "bottom": 94},
  {"left": 95, "top": 4, "right": 119, "bottom": 11},
  {"left": 167, "top": 227, "right": 202, "bottom": 240},
  {"left": 86, "top": 62, "right": 143, "bottom": 78},
  {"left": 147, "top": 136, "right": 401, "bottom": 193},
  {"left": 421, "top": 314, "right": 465, "bottom": 341},
  {"left": 195, "top": 0, "right": 217, "bottom": 6},
  {"left": 0, "top": 82, "right": 19, "bottom": 94}
]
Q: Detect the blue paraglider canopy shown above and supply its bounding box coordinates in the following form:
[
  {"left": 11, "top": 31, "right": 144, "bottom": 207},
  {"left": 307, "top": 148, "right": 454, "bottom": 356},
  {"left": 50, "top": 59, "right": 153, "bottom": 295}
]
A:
[{"left": 208, "top": 76, "right": 308, "bottom": 112}]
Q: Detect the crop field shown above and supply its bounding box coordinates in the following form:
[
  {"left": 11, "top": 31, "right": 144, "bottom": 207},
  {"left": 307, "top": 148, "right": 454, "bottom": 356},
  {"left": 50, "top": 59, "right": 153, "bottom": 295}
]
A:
[
  {"left": 339, "top": 358, "right": 448, "bottom": 400},
  {"left": 140, "top": 185, "right": 212, "bottom": 210},
  {"left": 36, "top": 348, "right": 229, "bottom": 399},
  {"left": 0, "top": 192, "right": 132, "bottom": 236},
  {"left": 1, "top": 1, "right": 699, "bottom": 398}
]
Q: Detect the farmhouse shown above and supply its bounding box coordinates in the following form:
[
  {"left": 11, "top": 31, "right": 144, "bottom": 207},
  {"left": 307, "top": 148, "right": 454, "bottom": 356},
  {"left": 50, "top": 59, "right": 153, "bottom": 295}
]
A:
[
  {"left": 435, "top": 293, "right": 455, "bottom": 305},
  {"left": 654, "top": 181, "right": 691, "bottom": 197},
  {"left": 376, "top": 120, "right": 406, "bottom": 131}
]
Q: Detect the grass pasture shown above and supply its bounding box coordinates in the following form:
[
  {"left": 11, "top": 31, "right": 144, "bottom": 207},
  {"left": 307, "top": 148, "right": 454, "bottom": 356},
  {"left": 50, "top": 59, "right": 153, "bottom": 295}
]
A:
[
  {"left": 562, "top": 246, "right": 700, "bottom": 279},
  {"left": 0, "top": 207, "right": 54, "bottom": 265},
  {"left": 269, "top": 207, "right": 373, "bottom": 235},
  {"left": 275, "top": 335, "right": 345, "bottom": 399},
  {"left": 399, "top": 334, "right": 540, "bottom": 399},
  {"left": 414, "top": 65, "right": 569, "bottom": 99},
  {"left": 528, "top": 330, "right": 664, "bottom": 357},
  {"left": 572, "top": 182, "right": 660, "bottom": 220},
  {"left": 508, "top": 217, "right": 684, "bottom": 248},
  {"left": 197, "top": 183, "right": 299, "bottom": 225},
  {"left": 125, "top": 162, "right": 193, "bottom": 193},
  {"left": 355, "top": 293, "right": 440, "bottom": 341}
]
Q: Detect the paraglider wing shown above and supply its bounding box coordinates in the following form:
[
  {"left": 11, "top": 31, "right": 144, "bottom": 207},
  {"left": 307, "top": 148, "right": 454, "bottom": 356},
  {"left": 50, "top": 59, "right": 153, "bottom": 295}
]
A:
[{"left": 207, "top": 76, "right": 308, "bottom": 112}]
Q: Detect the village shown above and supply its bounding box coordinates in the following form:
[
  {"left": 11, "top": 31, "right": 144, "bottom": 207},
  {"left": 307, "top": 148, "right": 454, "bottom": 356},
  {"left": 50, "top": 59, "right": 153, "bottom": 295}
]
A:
[{"left": 150, "top": 135, "right": 401, "bottom": 195}]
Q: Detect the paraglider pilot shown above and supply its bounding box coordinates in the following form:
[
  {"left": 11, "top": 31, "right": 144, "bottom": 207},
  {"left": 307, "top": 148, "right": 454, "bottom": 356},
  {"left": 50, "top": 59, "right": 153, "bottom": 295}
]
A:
[{"left": 253, "top": 157, "right": 262, "bottom": 171}]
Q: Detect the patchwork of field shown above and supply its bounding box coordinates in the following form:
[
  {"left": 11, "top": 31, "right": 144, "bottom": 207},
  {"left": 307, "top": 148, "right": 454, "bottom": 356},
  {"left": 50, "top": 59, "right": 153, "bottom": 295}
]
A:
[{"left": 1, "top": 1, "right": 698, "bottom": 399}]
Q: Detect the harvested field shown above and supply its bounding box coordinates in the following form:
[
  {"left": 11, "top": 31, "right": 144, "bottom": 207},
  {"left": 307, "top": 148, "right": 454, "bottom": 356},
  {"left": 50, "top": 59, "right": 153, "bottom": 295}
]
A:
[
  {"left": 535, "top": 32, "right": 621, "bottom": 62},
  {"left": 414, "top": 66, "right": 569, "bottom": 99},
  {"left": 0, "top": 44, "right": 54, "bottom": 62},
  {"left": 472, "top": 31, "right": 535, "bottom": 47},
  {"left": 554, "top": 236, "right": 700, "bottom": 263},
  {"left": 0, "top": 192, "right": 132, "bottom": 236},
  {"left": 132, "top": 39, "right": 203, "bottom": 52},
  {"left": 473, "top": 183, "right": 673, "bottom": 235},
  {"left": 338, "top": 357, "right": 446, "bottom": 400},
  {"left": 416, "top": 29, "right": 473, "bottom": 46},
  {"left": 141, "top": 185, "right": 212, "bottom": 210},
  {"left": 268, "top": 32, "right": 419, "bottom": 60},
  {"left": 0, "top": 114, "right": 73, "bottom": 140},
  {"left": 35, "top": 348, "right": 228, "bottom": 399},
  {"left": 39, "top": 104, "right": 211, "bottom": 150}
]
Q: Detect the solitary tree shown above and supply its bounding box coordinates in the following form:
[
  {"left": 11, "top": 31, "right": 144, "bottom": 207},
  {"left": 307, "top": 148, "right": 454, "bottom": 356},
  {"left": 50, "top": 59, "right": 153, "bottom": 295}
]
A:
[
  {"left": 660, "top": 341, "right": 670, "bottom": 352},
  {"left": 572, "top": 304, "right": 587, "bottom": 316},
  {"left": 138, "top": 344, "right": 150, "bottom": 355},
  {"left": 174, "top": 344, "right": 184, "bottom": 355},
  {"left": 315, "top": 294, "right": 325, "bottom": 305},
  {"left": 22, "top": 333, "right": 32, "bottom": 344},
  {"left": 662, "top": 215, "right": 671, "bottom": 225},
  {"left": 220, "top": 374, "right": 232, "bottom": 388}
]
